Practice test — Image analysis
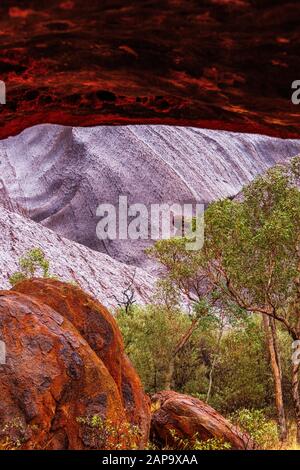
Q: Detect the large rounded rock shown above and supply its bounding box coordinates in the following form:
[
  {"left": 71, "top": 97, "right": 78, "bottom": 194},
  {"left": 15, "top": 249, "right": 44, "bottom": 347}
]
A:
[
  {"left": 0, "top": 280, "right": 150, "bottom": 449},
  {"left": 151, "top": 391, "right": 255, "bottom": 450},
  {"left": 13, "top": 278, "right": 150, "bottom": 445}
]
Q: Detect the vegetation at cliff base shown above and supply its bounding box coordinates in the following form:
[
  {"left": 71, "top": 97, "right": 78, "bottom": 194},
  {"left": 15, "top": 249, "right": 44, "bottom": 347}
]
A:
[{"left": 117, "top": 157, "right": 300, "bottom": 449}]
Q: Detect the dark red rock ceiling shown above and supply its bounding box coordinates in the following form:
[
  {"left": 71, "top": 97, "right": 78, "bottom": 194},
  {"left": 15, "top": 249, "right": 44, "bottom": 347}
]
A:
[{"left": 0, "top": 0, "right": 299, "bottom": 139}]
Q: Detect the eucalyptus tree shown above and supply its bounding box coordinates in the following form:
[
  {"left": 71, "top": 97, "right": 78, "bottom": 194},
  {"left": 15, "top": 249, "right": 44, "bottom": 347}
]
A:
[{"left": 150, "top": 157, "right": 300, "bottom": 442}]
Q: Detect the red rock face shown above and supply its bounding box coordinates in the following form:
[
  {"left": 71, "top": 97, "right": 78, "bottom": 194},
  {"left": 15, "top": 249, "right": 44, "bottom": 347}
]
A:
[
  {"left": 13, "top": 278, "right": 151, "bottom": 444},
  {"left": 0, "top": 1, "right": 299, "bottom": 139},
  {"left": 151, "top": 391, "right": 255, "bottom": 450},
  {"left": 0, "top": 279, "right": 150, "bottom": 449}
]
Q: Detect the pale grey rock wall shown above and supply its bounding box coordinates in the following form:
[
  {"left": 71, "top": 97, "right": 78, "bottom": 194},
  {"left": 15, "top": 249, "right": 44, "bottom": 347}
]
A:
[
  {"left": 0, "top": 205, "right": 155, "bottom": 309},
  {"left": 0, "top": 179, "right": 26, "bottom": 216},
  {"left": 0, "top": 124, "right": 299, "bottom": 270}
]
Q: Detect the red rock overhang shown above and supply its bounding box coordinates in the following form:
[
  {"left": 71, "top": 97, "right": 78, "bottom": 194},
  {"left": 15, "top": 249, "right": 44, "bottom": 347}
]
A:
[{"left": 0, "top": 0, "right": 299, "bottom": 139}]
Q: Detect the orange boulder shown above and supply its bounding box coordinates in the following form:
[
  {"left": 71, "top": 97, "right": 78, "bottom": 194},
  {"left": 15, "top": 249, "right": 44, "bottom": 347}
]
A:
[
  {"left": 0, "top": 280, "right": 150, "bottom": 449},
  {"left": 14, "top": 278, "right": 150, "bottom": 445},
  {"left": 151, "top": 391, "right": 256, "bottom": 450}
]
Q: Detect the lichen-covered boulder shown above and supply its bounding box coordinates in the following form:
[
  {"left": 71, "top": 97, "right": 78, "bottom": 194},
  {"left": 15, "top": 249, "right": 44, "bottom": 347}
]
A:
[{"left": 151, "top": 391, "right": 255, "bottom": 450}]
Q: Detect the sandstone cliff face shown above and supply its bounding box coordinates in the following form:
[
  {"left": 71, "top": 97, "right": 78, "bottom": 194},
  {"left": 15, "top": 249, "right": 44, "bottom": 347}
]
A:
[
  {"left": 0, "top": 279, "right": 150, "bottom": 450},
  {"left": 151, "top": 391, "right": 255, "bottom": 450},
  {"left": 1, "top": 124, "right": 299, "bottom": 269}
]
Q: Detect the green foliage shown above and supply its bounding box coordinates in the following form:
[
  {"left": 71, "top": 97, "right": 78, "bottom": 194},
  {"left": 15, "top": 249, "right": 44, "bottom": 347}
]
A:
[
  {"left": 202, "top": 159, "right": 300, "bottom": 336},
  {"left": 193, "top": 438, "right": 231, "bottom": 450},
  {"left": 210, "top": 317, "right": 274, "bottom": 413},
  {"left": 117, "top": 304, "right": 196, "bottom": 393},
  {"left": 76, "top": 415, "right": 140, "bottom": 450},
  {"left": 168, "top": 429, "right": 231, "bottom": 450},
  {"left": 230, "top": 409, "right": 279, "bottom": 449},
  {"left": 149, "top": 157, "right": 300, "bottom": 338},
  {"left": 147, "top": 158, "right": 300, "bottom": 429},
  {"left": 9, "top": 248, "right": 50, "bottom": 286},
  {"left": 116, "top": 303, "right": 282, "bottom": 413},
  {"left": 8, "top": 272, "right": 27, "bottom": 287},
  {"left": 142, "top": 159, "right": 300, "bottom": 450}
]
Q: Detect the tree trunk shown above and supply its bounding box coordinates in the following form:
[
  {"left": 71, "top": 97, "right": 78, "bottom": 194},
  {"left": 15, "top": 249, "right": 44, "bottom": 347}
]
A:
[
  {"left": 206, "top": 322, "right": 224, "bottom": 404},
  {"left": 165, "top": 358, "right": 175, "bottom": 390},
  {"left": 292, "top": 241, "right": 300, "bottom": 443},
  {"left": 262, "top": 315, "right": 287, "bottom": 442},
  {"left": 164, "top": 318, "right": 199, "bottom": 390},
  {"left": 206, "top": 351, "right": 217, "bottom": 404},
  {"left": 292, "top": 361, "right": 300, "bottom": 444}
]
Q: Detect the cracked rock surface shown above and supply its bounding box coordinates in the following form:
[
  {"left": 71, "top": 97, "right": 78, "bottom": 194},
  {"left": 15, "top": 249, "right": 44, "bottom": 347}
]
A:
[
  {"left": 0, "top": 279, "right": 150, "bottom": 449},
  {"left": 151, "top": 390, "right": 255, "bottom": 450}
]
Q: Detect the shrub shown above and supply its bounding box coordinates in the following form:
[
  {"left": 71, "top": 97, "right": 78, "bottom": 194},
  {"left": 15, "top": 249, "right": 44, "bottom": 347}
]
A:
[
  {"left": 116, "top": 304, "right": 200, "bottom": 394},
  {"left": 77, "top": 415, "right": 140, "bottom": 450},
  {"left": 9, "top": 248, "right": 50, "bottom": 286},
  {"left": 230, "top": 409, "right": 279, "bottom": 449},
  {"left": 167, "top": 429, "right": 231, "bottom": 450},
  {"left": 0, "top": 418, "right": 31, "bottom": 450}
]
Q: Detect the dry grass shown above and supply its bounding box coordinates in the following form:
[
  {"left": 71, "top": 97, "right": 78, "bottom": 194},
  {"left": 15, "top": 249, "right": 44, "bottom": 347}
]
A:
[{"left": 271, "top": 422, "right": 300, "bottom": 450}]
